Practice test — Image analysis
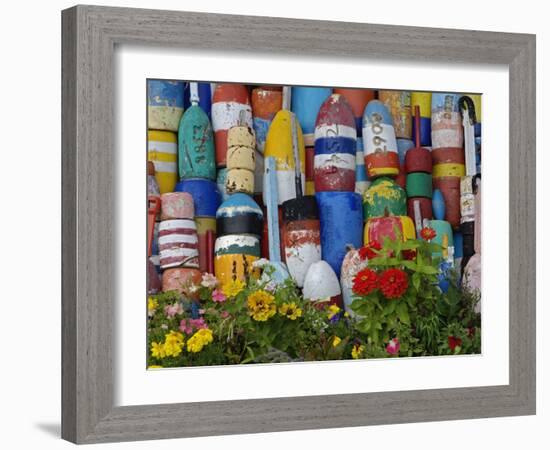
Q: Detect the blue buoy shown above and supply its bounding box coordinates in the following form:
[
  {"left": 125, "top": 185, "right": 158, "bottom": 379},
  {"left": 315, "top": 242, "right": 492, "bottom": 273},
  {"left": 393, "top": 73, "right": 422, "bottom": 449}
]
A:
[
  {"left": 316, "top": 191, "right": 363, "bottom": 276},
  {"left": 175, "top": 178, "right": 221, "bottom": 218},
  {"left": 432, "top": 189, "right": 446, "bottom": 221},
  {"left": 291, "top": 87, "right": 332, "bottom": 145}
]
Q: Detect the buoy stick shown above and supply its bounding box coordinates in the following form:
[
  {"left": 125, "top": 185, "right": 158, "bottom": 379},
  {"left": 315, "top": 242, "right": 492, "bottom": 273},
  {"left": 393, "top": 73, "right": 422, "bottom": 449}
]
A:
[
  {"left": 459, "top": 96, "right": 477, "bottom": 176},
  {"left": 413, "top": 199, "right": 423, "bottom": 237},
  {"left": 189, "top": 82, "right": 199, "bottom": 105},
  {"left": 206, "top": 229, "right": 215, "bottom": 274},
  {"left": 147, "top": 196, "right": 160, "bottom": 257},
  {"left": 282, "top": 86, "right": 291, "bottom": 111},
  {"left": 414, "top": 105, "right": 421, "bottom": 148},
  {"left": 264, "top": 157, "right": 282, "bottom": 262},
  {"left": 291, "top": 113, "right": 303, "bottom": 198}
]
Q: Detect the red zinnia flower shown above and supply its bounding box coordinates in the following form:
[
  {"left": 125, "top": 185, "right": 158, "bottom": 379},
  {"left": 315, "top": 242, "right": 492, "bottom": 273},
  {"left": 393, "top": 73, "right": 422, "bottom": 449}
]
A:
[
  {"left": 358, "top": 241, "right": 382, "bottom": 260},
  {"left": 448, "top": 336, "right": 463, "bottom": 351},
  {"left": 420, "top": 226, "right": 437, "bottom": 241},
  {"left": 402, "top": 249, "right": 417, "bottom": 260},
  {"left": 379, "top": 268, "right": 408, "bottom": 299},
  {"left": 352, "top": 268, "right": 378, "bottom": 296}
]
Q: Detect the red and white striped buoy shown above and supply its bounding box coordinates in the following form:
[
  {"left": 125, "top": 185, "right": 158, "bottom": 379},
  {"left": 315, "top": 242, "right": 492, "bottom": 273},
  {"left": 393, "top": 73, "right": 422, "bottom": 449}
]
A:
[{"left": 158, "top": 219, "right": 199, "bottom": 269}]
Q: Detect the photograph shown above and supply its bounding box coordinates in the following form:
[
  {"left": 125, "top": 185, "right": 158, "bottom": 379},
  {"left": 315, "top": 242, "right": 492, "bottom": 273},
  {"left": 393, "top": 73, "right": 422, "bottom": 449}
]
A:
[{"left": 146, "top": 82, "right": 482, "bottom": 367}]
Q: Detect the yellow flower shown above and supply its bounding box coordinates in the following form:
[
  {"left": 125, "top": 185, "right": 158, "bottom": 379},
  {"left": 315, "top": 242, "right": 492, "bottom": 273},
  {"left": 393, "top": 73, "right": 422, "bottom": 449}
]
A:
[
  {"left": 163, "top": 331, "right": 185, "bottom": 357},
  {"left": 247, "top": 290, "right": 276, "bottom": 321},
  {"left": 327, "top": 304, "right": 341, "bottom": 320},
  {"left": 279, "top": 302, "right": 302, "bottom": 320},
  {"left": 187, "top": 328, "right": 214, "bottom": 353},
  {"left": 344, "top": 311, "right": 350, "bottom": 318},
  {"left": 148, "top": 365, "right": 162, "bottom": 369},
  {"left": 150, "top": 341, "right": 166, "bottom": 359},
  {"left": 148, "top": 297, "right": 158, "bottom": 314},
  {"left": 351, "top": 344, "right": 365, "bottom": 359},
  {"left": 332, "top": 336, "right": 342, "bottom": 347},
  {"left": 221, "top": 279, "right": 246, "bottom": 298}
]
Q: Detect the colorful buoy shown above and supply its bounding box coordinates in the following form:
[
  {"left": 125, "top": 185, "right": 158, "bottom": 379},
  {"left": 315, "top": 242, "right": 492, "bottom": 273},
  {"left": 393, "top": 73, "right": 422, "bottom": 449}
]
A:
[
  {"left": 378, "top": 90, "right": 412, "bottom": 139},
  {"left": 282, "top": 196, "right": 322, "bottom": 287},
  {"left": 432, "top": 189, "right": 446, "bottom": 220},
  {"left": 363, "top": 100, "right": 399, "bottom": 178},
  {"left": 433, "top": 176, "right": 461, "bottom": 229},
  {"left": 364, "top": 215, "right": 415, "bottom": 247},
  {"left": 183, "top": 82, "right": 212, "bottom": 119},
  {"left": 431, "top": 93, "right": 464, "bottom": 149},
  {"left": 177, "top": 86, "right": 216, "bottom": 180},
  {"left": 363, "top": 177, "right": 407, "bottom": 220},
  {"left": 405, "top": 172, "right": 433, "bottom": 198},
  {"left": 211, "top": 84, "right": 252, "bottom": 167},
  {"left": 162, "top": 268, "right": 202, "bottom": 294},
  {"left": 147, "top": 79, "right": 184, "bottom": 132},
  {"left": 316, "top": 191, "right": 363, "bottom": 276},
  {"left": 263, "top": 110, "right": 306, "bottom": 204},
  {"left": 291, "top": 86, "right": 332, "bottom": 146},
  {"left": 333, "top": 88, "right": 376, "bottom": 135},
  {"left": 214, "top": 234, "right": 260, "bottom": 284},
  {"left": 195, "top": 217, "right": 216, "bottom": 273},
  {"left": 313, "top": 94, "right": 357, "bottom": 192},
  {"left": 355, "top": 138, "right": 370, "bottom": 195},
  {"left": 303, "top": 260, "right": 342, "bottom": 307},
  {"left": 251, "top": 86, "right": 282, "bottom": 153},
  {"left": 216, "top": 193, "right": 264, "bottom": 238},
  {"left": 411, "top": 91, "right": 432, "bottom": 146},
  {"left": 160, "top": 192, "right": 194, "bottom": 221},
  {"left": 340, "top": 246, "right": 369, "bottom": 317},
  {"left": 148, "top": 130, "right": 178, "bottom": 194},
  {"left": 158, "top": 219, "right": 199, "bottom": 269},
  {"left": 226, "top": 117, "right": 256, "bottom": 195},
  {"left": 216, "top": 168, "right": 230, "bottom": 202},
  {"left": 175, "top": 178, "right": 221, "bottom": 218}
]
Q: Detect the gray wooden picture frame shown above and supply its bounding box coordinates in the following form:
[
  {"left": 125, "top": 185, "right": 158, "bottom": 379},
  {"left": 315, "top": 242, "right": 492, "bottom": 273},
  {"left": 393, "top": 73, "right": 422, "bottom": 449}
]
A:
[{"left": 61, "top": 4, "right": 536, "bottom": 444}]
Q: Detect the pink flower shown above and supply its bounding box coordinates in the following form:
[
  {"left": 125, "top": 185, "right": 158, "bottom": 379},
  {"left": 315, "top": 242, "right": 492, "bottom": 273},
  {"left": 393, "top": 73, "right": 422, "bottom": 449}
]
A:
[
  {"left": 164, "top": 303, "right": 183, "bottom": 318},
  {"left": 386, "top": 338, "right": 400, "bottom": 355},
  {"left": 179, "top": 317, "right": 208, "bottom": 335},
  {"left": 212, "top": 289, "right": 227, "bottom": 303},
  {"left": 189, "top": 318, "right": 207, "bottom": 330},
  {"left": 179, "top": 319, "right": 193, "bottom": 335},
  {"left": 221, "top": 311, "right": 230, "bottom": 319},
  {"left": 201, "top": 273, "right": 218, "bottom": 289}
]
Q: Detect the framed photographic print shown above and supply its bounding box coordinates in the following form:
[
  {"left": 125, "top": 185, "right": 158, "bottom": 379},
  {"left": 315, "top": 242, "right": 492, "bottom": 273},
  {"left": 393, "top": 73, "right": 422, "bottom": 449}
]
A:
[{"left": 62, "top": 5, "right": 536, "bottom": 444}]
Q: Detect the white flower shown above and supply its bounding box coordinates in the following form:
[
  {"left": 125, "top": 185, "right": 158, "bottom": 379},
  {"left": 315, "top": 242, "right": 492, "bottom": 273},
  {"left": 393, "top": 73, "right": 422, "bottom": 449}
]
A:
[{"left": 201, "top": 273, "right": 218, "bottom": 289}]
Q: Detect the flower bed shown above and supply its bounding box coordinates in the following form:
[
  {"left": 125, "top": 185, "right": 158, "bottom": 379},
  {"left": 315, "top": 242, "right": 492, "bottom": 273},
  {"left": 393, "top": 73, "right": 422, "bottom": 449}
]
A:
[{"left": 147, "top": 231, "right": 481, "bottom": 368}]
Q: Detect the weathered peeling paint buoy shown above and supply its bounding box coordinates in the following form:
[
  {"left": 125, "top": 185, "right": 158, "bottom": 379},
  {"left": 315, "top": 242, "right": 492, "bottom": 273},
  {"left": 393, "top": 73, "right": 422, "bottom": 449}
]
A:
[
  {"left": 251, "top": 86, "right": 282, "bottom": 153},
  {"left": 177, "top": 83, "right": 216, "bottom": 180},
  {"left": 160, "top": 192, "right": 194, "bottom": 221},
  {"left": 263, "top": 110, "right": 306, "bottom": 204},
  {"left": 148, "top": 196, "right": 161, "bottom": 257},
  {"left": 363, "top": 177, "right": 407, "bottom": 220},
  {"left": 212, "top": 84, "right": 252, "bottom": 167},
  {"left": 364, "top": 215, "right": 415, "bottom": 247},
  {"left": 340, "top": 246, "right": 369, "bottom": 317},
  {"left": 333, "top": 88, "right": 376, "bottom": 135},
  {"left": 379, "top": 90, "right": 412, "bottom": 139},
  {"left": 161, "top": 267, "right": 202, "bottom": 294},
  {"left": 313, "top": 94, "right": 357, "bottom": 192},
  {"left": 433, "top": 176, "right": 461, "bottom": 229},
  {"left": 432, "top": 188, "right": 446, "bottom": 220},
  {"left": 147, "top": 79, "right": 184, "bottom": 132},
  {"left": 226, "top": 113, "right": 256, "bottom": 195},
  {"left": 216, "top": 192, "right": 264, "bottom": 238},
  {"left": 158, "top": 219, "right": 199, "bottom": 269},
  {"left": 407, "top": 197, "right": 433, "bottom": 233},
  {"left": 303, "top": 260, "right": 342, "bottom": 307},
  {"left": 411, "top": 91, "right": 432, "bottom": 146},
  {"left": 214, "top": 234, "right": 260, "bottom": 284},
  {"left": 397, "top": 138, "right": 415, "bottom": 166},
  {"left": 291, "top": 86, "right": 332, "bottom": 146},
  {"left": 316, "top": 191, "right": 363, "bottom": 276},
  {"left": 363, "top": 100, "right": 399, "bottom": 178},
  {"left": 281, "top": 196, "right": 321, "bottom": 287},
  {"left": 355, "top": 138, "right": 370, "bottom": 195},
  {"left": 431, "top": 93, "right": 464, "bottom": 149},
  {"left": 148, "top": 130, "right": 178, "bottom": 194},
  {"left": 428, "top": 219, "right": 454, "bottom": 259}
]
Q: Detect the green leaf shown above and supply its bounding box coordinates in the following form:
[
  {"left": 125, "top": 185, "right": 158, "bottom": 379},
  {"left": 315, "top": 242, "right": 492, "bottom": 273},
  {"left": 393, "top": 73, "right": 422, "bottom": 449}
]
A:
[
  {"left": 396, "top": 302, "right": 410, "bottom": 324},
  {"left": 402, "top": 260, "right": 418, "bottom": 271},
  {"left": 412, "top": 272, "right": 421, "bottom": 291},
  {"left": 419, "top": 265, "right": 439, "bottom": 275}
]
